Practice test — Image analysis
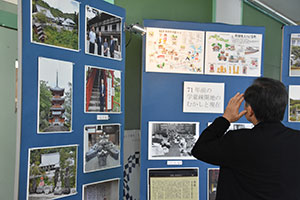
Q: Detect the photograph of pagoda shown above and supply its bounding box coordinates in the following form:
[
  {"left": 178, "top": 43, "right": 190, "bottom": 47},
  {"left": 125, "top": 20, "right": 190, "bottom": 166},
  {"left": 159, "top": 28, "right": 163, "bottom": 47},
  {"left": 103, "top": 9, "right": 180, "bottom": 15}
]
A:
[{"left": 38, "top": 57, "right": 73, "bottom": 133}]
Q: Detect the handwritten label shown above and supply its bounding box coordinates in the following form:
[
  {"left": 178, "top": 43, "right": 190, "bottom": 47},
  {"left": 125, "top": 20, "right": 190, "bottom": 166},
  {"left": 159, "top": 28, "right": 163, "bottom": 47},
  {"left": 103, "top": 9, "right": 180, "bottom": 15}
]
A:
[{"left": 183, "top": 82, "right": 224, "bottom": 113}]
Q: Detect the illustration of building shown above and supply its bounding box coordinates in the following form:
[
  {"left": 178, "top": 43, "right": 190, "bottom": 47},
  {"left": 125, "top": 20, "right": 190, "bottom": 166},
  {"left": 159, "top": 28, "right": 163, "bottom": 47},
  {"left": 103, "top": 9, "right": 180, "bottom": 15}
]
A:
[{"left": 49, "top": 71, "right": 65, "bottom": 126}]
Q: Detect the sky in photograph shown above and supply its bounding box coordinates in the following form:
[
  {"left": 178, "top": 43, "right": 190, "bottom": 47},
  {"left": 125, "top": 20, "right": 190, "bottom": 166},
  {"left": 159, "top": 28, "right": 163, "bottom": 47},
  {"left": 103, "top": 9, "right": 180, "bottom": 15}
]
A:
[
  {"left": 39, "top": 57, "right": 73, "bottom": 91},
  {"left": 43, "top": 0, "right": 79, "bottom": 14},
  {"left": 289, "top": 85, "right": 300, "bottom": 100}
]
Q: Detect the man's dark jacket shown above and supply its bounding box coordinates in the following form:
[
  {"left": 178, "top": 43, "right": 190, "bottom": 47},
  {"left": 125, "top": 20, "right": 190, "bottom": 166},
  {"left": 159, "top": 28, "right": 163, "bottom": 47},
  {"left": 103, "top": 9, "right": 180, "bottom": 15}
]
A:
[{"left": 192, "top": 117, "right": 300, "bottom": 200}]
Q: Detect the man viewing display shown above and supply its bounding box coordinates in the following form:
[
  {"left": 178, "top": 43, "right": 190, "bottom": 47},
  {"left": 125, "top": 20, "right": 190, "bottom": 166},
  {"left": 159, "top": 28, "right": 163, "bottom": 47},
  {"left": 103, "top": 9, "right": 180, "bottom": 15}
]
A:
[{"left": 192, "top": 77, "right": 300, "bottom": 200}]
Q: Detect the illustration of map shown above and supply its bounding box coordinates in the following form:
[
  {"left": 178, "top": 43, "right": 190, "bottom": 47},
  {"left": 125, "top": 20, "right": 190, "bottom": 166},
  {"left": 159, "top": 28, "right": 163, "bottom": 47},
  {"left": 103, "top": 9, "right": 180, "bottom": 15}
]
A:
[
  {"left": 145, "top": 27, "right": 205, "bottom": 74},
  {"left": 205, "top": 31, "right": 262, "bottom": 77}
]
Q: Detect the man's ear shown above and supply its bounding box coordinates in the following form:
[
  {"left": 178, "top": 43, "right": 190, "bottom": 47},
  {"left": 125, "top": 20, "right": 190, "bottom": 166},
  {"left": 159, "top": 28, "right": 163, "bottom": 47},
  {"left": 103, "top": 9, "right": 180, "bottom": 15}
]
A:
[{"left": 246, "top": 104, "right": 254, "bottom": 117}]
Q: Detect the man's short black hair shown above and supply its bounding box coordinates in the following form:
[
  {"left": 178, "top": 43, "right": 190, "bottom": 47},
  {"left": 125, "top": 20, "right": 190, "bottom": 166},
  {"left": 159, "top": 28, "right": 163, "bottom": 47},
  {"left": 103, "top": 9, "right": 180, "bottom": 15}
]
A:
[{"left": 244, "top": 77, "right": 288, "bottom": 121}]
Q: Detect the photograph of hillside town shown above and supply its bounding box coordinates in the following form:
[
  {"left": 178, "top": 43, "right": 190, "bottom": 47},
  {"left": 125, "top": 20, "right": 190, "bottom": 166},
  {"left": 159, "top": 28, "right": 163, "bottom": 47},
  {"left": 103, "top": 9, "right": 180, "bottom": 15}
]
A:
[{"left": 31, "top": 0, "right": 79, "bottom": 50}]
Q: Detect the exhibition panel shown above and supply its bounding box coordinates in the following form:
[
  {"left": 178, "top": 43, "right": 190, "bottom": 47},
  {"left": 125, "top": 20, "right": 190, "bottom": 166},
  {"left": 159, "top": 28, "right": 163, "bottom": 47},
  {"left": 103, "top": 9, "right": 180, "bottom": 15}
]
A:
[
  {"left": 17, "top": 0, "right": 125, "bottom": 199},
  {"left": 141, "top": 19, "right": 265, "bottom": 200}
]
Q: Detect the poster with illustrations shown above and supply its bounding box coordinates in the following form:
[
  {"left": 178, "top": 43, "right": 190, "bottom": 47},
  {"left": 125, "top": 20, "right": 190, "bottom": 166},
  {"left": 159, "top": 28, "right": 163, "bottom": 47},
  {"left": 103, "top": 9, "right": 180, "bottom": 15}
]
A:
[
  {"left": 82, "top": 179, "right": 119, "bottom": 200},
  {"left": 31, "top": 0, "right": 79, "bottom": 50},
  {"left": 38, "top": 57, "right": 73, "bottom": 133},
  {"left": 145, "top": 27, "right": 205, "bottom": 74},
  {"left": 27, "top": 145, "right": 78, "bottom": 200},
  {"left": 183, "top": 82, "right": 225, "bottom": 113},
  {"left": 289, "top": 85, "right": 300, "bottom": 122},
  {"left": 148, "top": 168, "right": 199, "bottom": 200},
  {"left": 205, "top": 31, "right": 262, "bottom": 76},
  {"left": 85, "top": 5, "right": 122, "bottom": 60},
  {"left": 289, "top": 34, "right": 300, "bottom": 76},
  {"left": 148, "top": 121, "right": 199, "bottom": 160},
  {"left": 207, "top": 168, "right": 219, "bottom": 200},
  {"left": 85, "top": 65, "right": 121, "bottom": 113},
  {"left": 84, "top": 124, "right": 120, "bottom": 173}
]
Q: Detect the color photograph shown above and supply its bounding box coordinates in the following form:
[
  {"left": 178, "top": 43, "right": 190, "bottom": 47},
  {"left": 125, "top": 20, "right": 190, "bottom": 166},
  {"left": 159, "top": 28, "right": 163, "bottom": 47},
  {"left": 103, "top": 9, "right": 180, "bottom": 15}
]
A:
[
  {"left": 31, "top": 0, "right": 79, "bottom": 50},
  {"left": 289, "top": 34, "right": 300, "bottom": 76},
  {"left": 207, "top": 168, "right": 219, "bottom": 200},
  {"left": 85, "top": 5, "right": 122, "bottom": 60},
  {"left": 82, "top": 179, "right": 119, "bottom": 200},
  {"left": 27, "top": 145, "right": 78, "bottom": 200},
  {"left": 85, "top": 65, "right": 121, "bottom": 113},
  {"left": 38, "top": 57, "right": 73, "bottom": 133},
  {"left": 148, "top": 168, "right": 199, "bottom": 200},
  {"left": 289, "top": 85, "right": 300, "bottom": 122},
  {"left": 84, "top": 124, "right": 120, "bottom": 173},
  {"left": 148, "top": 122, "right": 199, "bottom": 160}
]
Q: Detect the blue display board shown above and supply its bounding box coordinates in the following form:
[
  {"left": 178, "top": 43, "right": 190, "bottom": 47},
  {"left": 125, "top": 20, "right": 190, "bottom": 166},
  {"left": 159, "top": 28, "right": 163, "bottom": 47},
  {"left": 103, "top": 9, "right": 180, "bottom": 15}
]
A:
[
  {"left": 17, "top": 0, "right": 125, "bottom": 199},
  {"left": 141, "top": 20, "right": 265, "bottom": 200},
  {"left": 281, "top": 26, "right": 300, "bottom": 129}
]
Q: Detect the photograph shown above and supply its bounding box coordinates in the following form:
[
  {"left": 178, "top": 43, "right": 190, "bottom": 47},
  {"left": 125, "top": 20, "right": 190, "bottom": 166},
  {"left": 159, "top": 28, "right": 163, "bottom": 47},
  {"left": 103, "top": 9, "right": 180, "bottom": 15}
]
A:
[
  {"left": 148, "top": 121, "right": 199, "bottom": 160},
  {"left": 145, "top": 27, "right": 205, "bottom": 74},
  {"left": 207, "top": 168, "right": 220, "bottom": 200},
  {"left": 289, "top": 85, "right": 300, "bottom": 122},
  {"left": 289, "top": 34, "right": 300, "bottom": 76},
  {"left": 38, "top": 57, "right": 73, "bottom": 133},
  {"left": 205, "top": 31, "right": 262, "bottom": 77},
  {"left": 82, "top": 178, "right": 119, "bottom": 200},
  {"left": 85, "top": 5, "right": 122, "bottom": 60},
  {"left": 85, "top": 65, "right": 121, "bottom": 113},
  {"left": 27, "top": 145, "right": 78, "bottom": 200},
  {"left": 31, "top": 0, "right": 79, "bottom": 50},
  {"left": 148, "top": 168, "right": 199, "bottom": 200},
  {"left": 84, "top": 124, "right": 120, "bottom": 173}
]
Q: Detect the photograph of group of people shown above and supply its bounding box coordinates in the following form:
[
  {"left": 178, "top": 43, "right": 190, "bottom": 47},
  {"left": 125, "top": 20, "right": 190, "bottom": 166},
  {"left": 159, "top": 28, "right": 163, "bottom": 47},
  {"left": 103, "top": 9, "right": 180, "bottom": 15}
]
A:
[
  {"left": 86, "top": 5, "right": 122, "bottom": 60},
  {"left": 148, "top": 122, "right": 199, "bottom": 160}
]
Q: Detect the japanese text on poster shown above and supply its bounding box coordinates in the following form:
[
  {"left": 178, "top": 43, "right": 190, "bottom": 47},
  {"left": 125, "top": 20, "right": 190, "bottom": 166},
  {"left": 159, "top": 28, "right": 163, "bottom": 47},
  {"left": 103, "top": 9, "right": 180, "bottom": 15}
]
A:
[{"left": 183, "top": 82, "right": 224, "bottom": 113}]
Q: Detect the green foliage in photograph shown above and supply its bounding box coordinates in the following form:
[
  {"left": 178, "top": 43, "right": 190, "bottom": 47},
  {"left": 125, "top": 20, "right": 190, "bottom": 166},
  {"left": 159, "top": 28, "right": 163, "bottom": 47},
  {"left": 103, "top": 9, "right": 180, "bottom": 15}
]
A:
[
  {"left": 289, "top": 99, "right": 300, "bottom": 121},
  {"left": 291, "top": 46, "right": 300, "bottom": 69},
  {"left": 64, "top": 82, "right": 72, "bottom": 129},
  {"left": 113, "top": 76, "right": 121, "bottom": 112},
  {"left": 39, "top": 80, "right": 52, "bottom": 132}
]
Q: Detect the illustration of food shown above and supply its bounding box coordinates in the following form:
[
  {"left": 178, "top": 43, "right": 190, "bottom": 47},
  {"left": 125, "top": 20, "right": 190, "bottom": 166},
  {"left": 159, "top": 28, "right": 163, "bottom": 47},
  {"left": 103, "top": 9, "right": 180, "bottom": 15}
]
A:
[
  {"left": 210, "top": 64, "right": 215, "bottom": 72},
  {"left": 245, "top": 46, "right": 259, "bottom": 54},
  {"left": 243, "top": 66, "right": 247, "bottom": 74},
  {"left": 212, "top": 43, "right": 222, "bottom": 51}
]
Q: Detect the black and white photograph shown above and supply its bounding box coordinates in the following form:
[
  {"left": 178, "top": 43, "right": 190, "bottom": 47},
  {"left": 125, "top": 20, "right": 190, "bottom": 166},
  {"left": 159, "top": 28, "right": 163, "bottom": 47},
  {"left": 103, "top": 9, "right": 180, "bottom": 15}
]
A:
[
  {"left": 27, "top": 145, "right": 78, "bottom": 200},
  {"left": 148, "top": 168, "right": 199, "bottom": 200},
  {"left": 84, "top": 124, "right": 120, "bottom": 173},
  {"left": 82, "top": 178, "right": 119, "bottom": 200},
  {"left": 38, "top": 57, "right": 73, "bottom": 133},
  {"left": 85, "top": 5, "right": 122, "bottom": 60},
  {"left": 148, "top": 121, "right": 199, "bottom": 160},
  {"left": 31, "top": 0, "right": 79, "bottom": 50},
  {"left": 290, "top": 33, "right": 300, "bottom": 76},
  {"left": 207, "top": 168, "right": 219, "bottom": 200},
  {"left": 85, "top": 65, "right": 121, "bottom": 113}
]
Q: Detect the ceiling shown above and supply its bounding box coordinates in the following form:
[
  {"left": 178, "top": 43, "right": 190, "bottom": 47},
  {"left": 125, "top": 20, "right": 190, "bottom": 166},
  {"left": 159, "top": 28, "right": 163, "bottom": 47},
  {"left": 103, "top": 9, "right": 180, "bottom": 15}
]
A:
[{"left": 251, "top": 0, "right": 300, "bottom": 24}]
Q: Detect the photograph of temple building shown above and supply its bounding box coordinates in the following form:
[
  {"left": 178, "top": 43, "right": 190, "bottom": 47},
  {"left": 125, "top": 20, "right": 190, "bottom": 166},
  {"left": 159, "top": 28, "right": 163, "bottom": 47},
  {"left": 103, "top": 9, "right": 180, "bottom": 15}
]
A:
[
  {"left": 38, "top": 57, "right": 73, "bottom": 133},
  {"left": 27, "top": 145, "right": 77, "bottom": 200},
  {"left": 85, "top": 5, "right": 122, "bottom": 59},
  {"left": 85, "top": 65, "right": 121, "bottom": 113}
]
